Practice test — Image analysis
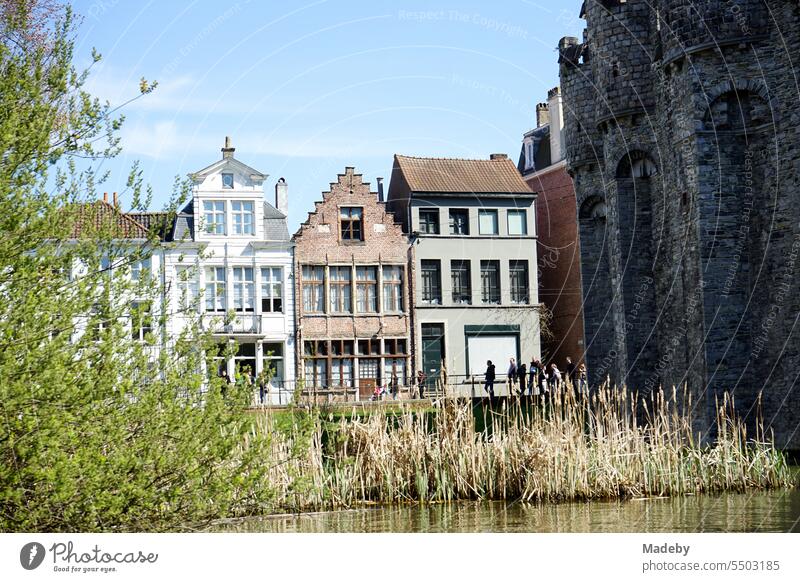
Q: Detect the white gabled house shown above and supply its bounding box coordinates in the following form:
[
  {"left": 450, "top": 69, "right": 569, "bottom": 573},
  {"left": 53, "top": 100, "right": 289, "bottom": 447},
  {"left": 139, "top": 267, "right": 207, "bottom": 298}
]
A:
[
  {"left": 115, "top": 138, "right": 296, "bottom": 403},
  {"left": 162, "top": 138, "right": 295, "bottom": 402}
]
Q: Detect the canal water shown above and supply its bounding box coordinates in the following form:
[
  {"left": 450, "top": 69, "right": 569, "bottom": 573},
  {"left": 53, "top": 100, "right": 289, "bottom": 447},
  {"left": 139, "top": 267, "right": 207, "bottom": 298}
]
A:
[{"left": 221, "top": 489, "right": 800, "bottom": 533}]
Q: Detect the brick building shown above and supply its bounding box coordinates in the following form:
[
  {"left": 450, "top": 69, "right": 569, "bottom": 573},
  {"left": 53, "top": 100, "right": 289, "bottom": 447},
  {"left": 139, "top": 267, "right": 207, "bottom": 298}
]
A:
[
  {"left": 519, "top": 87, "right": 585, "bottom": 368},
  {"left": 559, "top": 0, "right": 800, "bottom": 450},
  {"left": 292, "top": 168, "right": 412, "bottom": 399}
]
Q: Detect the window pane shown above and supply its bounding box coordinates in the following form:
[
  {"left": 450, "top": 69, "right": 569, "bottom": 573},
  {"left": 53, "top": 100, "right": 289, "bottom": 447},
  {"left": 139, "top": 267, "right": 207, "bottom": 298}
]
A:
[
  {"left": 330, "top": 266, "right": 352, "bottom": 313},
  {"left": 205, "top": 267, "right": 226, "bottom": 311},
  {"left": 451, "top": 260, "right": 471, "bottom": 304},
  {"left": 480, "top": 260, "right": 500, "bottom": 304},
  {"left": 356, "top": 266, "right": 377, "bottom": 313},
  {"left": 419, "top": 209, "right": 440, "bottom": 234},
  {"left": 510, "top": 260, "right": 529, "bottom": 304},
  {"left": 479, "top": 210, "right": 498, "bottom": 235},
  {"left": 449, "top": 209, "right": 469, "bottom": 235},
  {"left": 382, "top": 266, "right": 403, "bottom": 312},
  {"left": 421, "top": 260, "right": 442, "bottom": 304},
  {"left": 302, "top": 266, "right": 324, "bottom": 312},
  {"left": 508, "top": 210, "right": 527, "bottom": 235},
  {"left": 261, "top": 267, "right": 283, "bottom": 313}
]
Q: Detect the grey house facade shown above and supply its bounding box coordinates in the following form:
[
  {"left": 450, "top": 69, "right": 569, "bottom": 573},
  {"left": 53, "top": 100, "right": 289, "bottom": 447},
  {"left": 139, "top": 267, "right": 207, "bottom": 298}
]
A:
[{"left": 387, "top": 154, "right": 541, "bottom": 395}]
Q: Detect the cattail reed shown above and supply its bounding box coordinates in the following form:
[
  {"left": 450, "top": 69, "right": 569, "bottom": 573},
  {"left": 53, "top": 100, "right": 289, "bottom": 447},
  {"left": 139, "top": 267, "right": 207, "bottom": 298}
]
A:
[{"left": 245, "top": 385, "right": 793, "bottom": 513}]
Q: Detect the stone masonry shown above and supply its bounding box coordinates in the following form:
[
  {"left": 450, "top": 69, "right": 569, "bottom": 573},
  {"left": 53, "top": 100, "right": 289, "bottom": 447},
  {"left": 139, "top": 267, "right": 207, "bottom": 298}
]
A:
[{"left": 559, "top": 0, "right": 800, "bottom": 450}]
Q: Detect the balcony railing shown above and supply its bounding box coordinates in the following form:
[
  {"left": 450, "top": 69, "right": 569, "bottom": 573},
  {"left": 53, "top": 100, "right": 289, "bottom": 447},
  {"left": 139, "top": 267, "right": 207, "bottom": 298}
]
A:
[{"left": 202, "top": 312, "right": 261, "bottom": 334}]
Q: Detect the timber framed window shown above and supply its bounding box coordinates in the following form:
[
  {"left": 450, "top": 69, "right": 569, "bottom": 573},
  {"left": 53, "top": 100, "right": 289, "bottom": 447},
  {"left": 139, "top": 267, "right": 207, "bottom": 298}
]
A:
[{"left": 340, "top": 207, "right": 363, "bottom": 241}]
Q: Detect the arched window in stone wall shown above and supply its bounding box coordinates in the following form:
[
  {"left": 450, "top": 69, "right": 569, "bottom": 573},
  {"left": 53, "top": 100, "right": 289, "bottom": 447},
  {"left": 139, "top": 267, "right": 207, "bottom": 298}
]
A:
[
  {"left": 579, "top": 195, "right": 608, "bottom": 220},
  {"left": 703, "top": 90, "right": 771, "bottom": 132},
  {"left": 616, "top": 150, "right": 658, "bottom": 179}
]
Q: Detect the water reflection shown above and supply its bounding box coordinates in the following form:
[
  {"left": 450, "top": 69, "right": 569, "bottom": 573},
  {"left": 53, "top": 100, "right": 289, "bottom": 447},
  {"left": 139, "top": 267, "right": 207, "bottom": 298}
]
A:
[{"left": 221, "top": 490, "right": 800, "bottom": 533}]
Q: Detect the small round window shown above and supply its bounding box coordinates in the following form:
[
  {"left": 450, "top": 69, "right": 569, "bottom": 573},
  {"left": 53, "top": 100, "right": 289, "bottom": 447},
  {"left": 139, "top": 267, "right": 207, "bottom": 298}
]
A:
[{"left": 222, "top": 173, "right": 234, "bottom": 189}]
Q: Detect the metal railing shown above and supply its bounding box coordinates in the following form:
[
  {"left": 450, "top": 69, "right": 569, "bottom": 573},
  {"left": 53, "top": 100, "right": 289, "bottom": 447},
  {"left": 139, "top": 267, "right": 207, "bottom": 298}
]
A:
[
  {"left": 245, "top": 374, "right": 584, "bottom": 408},
  {"left": 202, "top": 313, "right": 261, "bottom": 334}
]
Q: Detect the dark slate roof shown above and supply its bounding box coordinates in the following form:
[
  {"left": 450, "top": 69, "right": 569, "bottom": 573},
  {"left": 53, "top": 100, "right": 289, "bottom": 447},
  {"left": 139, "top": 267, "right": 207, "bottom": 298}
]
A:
[
  {"left": 171, "top": 200, "right": 195, "bottom": 242},
  {"left": 518, "top": 125, "right": 552, "bottom": 175},
  {"left": 393, "top": 154, "right": 533, "bottom": 195},
  {"left": 127, "top": 211, "right": 175, "bottom": 241},
  {"left": 263, "top": 202, "right": 289, "bottom": 241}
]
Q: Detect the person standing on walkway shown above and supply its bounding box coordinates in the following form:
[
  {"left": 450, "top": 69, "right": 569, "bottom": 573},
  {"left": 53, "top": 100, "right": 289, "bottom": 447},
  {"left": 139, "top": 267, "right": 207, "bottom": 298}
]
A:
[
  {"left": 529, "top": 358, "right": 540, "bottom": 396},
  {"left": 577, "top": 363, "right": 589, "bottom": 397},
  {"left": 390, "top": 364, "right": 400, "bottom": 400},
  {"left": 565, "top": 357, "right": 577, "bottom": 389},
  {"left": 484, "top": 360, "right": 496, "bottom": 400},
  {"left": 516, "top": 361, "right": 527, "bottom": 397},
  {"left": 549, "top": 362, "right": 562, "bottom": 393},
  {"left": 507, "top": 357, "right": 517, "bottom": 395},
  {"left": 416, "top": 370, "right": 426, "bottom": 399}
]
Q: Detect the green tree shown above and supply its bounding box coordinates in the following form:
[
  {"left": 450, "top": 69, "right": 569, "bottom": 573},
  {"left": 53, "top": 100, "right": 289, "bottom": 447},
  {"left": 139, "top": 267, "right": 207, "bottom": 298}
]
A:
[{"left": 0, "top": 0, "right": 276, "bottom": 531}]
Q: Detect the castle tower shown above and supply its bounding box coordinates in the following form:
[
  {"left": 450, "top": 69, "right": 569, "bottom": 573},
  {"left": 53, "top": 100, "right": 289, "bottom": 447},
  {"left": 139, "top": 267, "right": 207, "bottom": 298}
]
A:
[{"left": 560, "top": 0, "right": 800, "bottom": 449}]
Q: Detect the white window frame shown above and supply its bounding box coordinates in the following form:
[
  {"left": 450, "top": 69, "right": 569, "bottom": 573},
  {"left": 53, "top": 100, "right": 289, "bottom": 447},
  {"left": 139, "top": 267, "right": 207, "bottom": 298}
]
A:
[
  {"left": 260, "top": 267, "right": 283, "bottom": 313},
  {"left": 205, "top": 267, "right": 227, "bottom": 312},
  {"left": 478, "top": 209, "right": 499, "bottom": 235},
  {"left": 175, "top": 265, "right": 199, "bottom": 311},
  {"left": 382, "top": 265, "right": 404, "bottom": 312},
  {"left": 203, "top": 200, "right": 226, "bottom": 235},
  {"left": 507, "top": 209, "right": 528, "bottom": 236},
  {"left": 232, "top": 200, "right": 255, "bottom": 235},
  {"left": 232, "top": 267, "right": 255, "bottom": 312}
]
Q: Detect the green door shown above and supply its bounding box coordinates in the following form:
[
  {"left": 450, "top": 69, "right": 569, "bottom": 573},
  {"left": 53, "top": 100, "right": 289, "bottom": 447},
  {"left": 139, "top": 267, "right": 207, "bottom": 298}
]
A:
[{"left": 421, "top": 323, "right": 444, "bottom": 391}]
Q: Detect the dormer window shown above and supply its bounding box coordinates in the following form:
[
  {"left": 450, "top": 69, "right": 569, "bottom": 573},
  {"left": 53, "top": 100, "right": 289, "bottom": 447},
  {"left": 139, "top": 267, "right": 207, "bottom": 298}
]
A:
[
  {"left": 222, "top": 173, "right": 234, "bottom": 189},
  {"left": 232, "top": 201, "right": 255, "bottom": 235}
]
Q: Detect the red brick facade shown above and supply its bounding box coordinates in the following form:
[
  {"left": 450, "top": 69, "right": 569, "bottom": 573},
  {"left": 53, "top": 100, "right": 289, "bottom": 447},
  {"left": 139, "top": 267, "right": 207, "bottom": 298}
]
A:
[
  {"left": 525, "top": 162, "right": 585, "bottom": 366},
  {"left": 292, "top": 167, "right": 412, "bottom": 397}
]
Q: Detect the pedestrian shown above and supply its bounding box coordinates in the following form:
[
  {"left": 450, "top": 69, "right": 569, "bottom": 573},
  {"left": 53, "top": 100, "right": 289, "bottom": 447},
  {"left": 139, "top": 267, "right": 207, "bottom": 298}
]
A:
[
  {"left": 549, "top": 363, "right": 562, "bottom": 393},
  {"left": 219, "top": 367, "right": 231, "bottom": 398},
  {"left": 416, "top": 370, "right": 427, "bottom": 399},
  {"left": 529, "top": 358, "right": 540, "bottom": 396},
  {"left": 577, "top": 363, "right": 589, "bottom": 397},
  {"left": 516, "top": 361, "right": 527, "bottom": 397},
  {"left": 483, "top": 360, "right": 496, "bottom": 399},
  {"left": 565, "top": 357, "right": 577, "bottom": 388},
  {"left": 539, "top": 365, "right": 549, "bottom": 396},
  {"left": 256, "top": 370, "right": 269, "bottom": 405},
  {"left": 390, "top": 364, "right": 400, "bottom": 400},
  {"left": 507, "top": 357, "right": 517, "bottom": 395}
]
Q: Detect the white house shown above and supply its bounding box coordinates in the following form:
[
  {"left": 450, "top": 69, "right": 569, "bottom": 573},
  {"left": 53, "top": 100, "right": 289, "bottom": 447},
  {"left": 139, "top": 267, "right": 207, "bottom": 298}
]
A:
[{"left": 129, "top": 138, "right": 296, "bottom": 404}]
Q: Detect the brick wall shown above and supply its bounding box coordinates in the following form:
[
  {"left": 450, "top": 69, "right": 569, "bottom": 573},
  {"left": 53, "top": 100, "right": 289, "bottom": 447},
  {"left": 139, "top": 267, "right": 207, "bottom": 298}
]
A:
[{"left": 526, "top": 163, "right": 585, "bottom": 368}]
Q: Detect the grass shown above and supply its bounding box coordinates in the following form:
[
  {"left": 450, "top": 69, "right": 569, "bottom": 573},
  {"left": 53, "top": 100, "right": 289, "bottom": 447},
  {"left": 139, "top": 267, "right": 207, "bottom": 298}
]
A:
[{"left": 244, "top": 385, "right": 794, "bottom": 514}]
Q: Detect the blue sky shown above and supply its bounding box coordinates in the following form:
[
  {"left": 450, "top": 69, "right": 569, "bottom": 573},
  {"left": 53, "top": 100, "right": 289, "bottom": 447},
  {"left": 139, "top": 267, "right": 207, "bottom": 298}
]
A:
[{"left": 73, "top": 0, "right": 584, "bottom": 231}]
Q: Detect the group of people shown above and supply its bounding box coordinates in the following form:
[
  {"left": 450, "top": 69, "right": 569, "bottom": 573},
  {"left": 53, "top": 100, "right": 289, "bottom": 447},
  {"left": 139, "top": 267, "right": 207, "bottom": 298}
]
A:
[
  {"left": 483, "top": 356, "right": 588, "bottom": 399},
  {"left": 219, "top": 366, "right": 275, "bottom": 404}
]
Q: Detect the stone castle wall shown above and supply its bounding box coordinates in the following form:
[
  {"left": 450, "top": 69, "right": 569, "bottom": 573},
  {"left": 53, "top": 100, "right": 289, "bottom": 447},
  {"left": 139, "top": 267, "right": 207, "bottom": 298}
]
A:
[{"left": 560, "top": 0, "right": 800, "bottom": 449}]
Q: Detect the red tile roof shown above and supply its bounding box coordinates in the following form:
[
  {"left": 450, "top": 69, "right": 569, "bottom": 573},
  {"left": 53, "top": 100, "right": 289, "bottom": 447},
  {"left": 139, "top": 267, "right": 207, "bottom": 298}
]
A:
[
  {"left": 70, "top": 201, "right": 150, "bottom": 239},
  {"left": 394, "top": 154, "right": 533, "bottom": 194}
]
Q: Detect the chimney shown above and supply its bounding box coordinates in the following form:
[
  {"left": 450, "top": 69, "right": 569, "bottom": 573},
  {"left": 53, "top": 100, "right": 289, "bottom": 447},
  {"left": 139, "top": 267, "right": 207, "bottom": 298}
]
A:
[
  {"left": 489, "top": 153, "right": 508, "bottom": 161},
  {"left": 536, "top": 102, "right": 550, "bottom": 128},
  {"left": 547, "top": 86, "right": 564, "bottom": 163},
  {"left": 221, "top": 136, "right": 235, "bottom": 159},
  {"left": 112, "top": 192, "right": 118, "bottom": 208},
  {"left": 376, "top": 177, "right": 384, "bottom": 202},
  {"left": 103, "top": 192, "right": 108, "bottom": 203},
  {"left": 275, "top": 178, "right": 288, "bottom": 216}
]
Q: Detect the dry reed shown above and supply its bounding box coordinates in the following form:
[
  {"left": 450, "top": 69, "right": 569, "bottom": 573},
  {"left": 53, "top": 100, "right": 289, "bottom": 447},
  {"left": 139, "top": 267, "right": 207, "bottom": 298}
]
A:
[{"left": 249, "top": 386, "right": 793, "bottom": 513}]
